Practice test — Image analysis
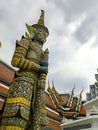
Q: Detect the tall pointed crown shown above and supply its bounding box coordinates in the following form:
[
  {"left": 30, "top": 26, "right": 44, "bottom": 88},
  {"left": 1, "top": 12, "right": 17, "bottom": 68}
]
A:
[
  {"left": 37, "top": 10, "right": 44, "bottom": 26},
  {"left": 26, "top": 10, "right": 49, "bottom": 36}
]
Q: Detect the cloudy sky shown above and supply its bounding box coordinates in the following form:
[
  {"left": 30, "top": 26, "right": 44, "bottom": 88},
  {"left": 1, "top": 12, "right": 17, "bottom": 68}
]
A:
[{"left": 0, "top": 0, "right": 98, "bottom": 99}]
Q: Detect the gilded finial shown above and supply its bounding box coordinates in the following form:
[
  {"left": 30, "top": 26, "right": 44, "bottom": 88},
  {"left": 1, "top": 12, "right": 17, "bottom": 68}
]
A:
[
  {"left": 44, "top": 48, "right": 49, "bottom": 55},
  {"left": 48, "top": 80, "right": 50, "bottom": 88},
  {"left": 0, "top": 41, "right": 2, "bottom": 48},
  {"left": 52, "top": 80, "right": 54, "bottom": 87},
  {"left": 37, "top": 10, "right": 44, "bottom": 26},
  {"left": 80, "top": 88, "right": 84, "bottom": 98},
  {"left": 47, "top": 80, "right": 51, "bottom": 92},
  {"left": 81, "top": 87, "right": 84, "bottom": 94},
  {"left": 72, "top": 84, "right": 75, "bottom": 92}
]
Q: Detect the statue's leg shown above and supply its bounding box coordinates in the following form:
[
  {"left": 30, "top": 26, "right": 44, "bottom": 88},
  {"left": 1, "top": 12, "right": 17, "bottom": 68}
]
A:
[
  {"left": 32, "top": 74, "right": 48, "bottom": 130},
  {"left": 0, "top": 75, "right": 34, "bottom": 130}
]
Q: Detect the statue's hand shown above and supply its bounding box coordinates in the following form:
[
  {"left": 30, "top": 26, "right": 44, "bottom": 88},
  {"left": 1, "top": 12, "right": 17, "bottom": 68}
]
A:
[{"left": 38, "top": 66, "right": 48, "bottom": 74}]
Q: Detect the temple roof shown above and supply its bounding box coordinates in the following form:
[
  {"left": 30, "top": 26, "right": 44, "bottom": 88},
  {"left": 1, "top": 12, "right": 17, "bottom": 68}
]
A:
[{"left": 47, "top": 81, "right": 86, "bottom": 119}]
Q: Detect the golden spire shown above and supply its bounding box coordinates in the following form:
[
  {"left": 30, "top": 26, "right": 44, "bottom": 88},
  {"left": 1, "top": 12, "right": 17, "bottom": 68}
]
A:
[
  {"left": 37, "top": 10, "right": 44, "bottom": 26},
  {"left": 48, "top": 80, "right": 51, "bottom": 89},
  {"left": 80, "top": 88, "right": 84, "bottom": 98}
]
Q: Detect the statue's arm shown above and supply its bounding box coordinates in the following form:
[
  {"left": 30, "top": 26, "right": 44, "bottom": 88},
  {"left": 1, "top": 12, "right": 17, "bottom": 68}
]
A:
[
  {"left": 11, "top": 39, "right": 40, "bottom": 72},
  {"left": 39, "top": 48, "right": 49, "bottom": 74}
]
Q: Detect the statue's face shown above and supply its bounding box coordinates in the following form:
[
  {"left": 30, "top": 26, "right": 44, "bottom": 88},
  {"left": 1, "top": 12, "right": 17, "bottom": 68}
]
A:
[{"left": 34, "top": 28, "right": 47, "bottom": 46}]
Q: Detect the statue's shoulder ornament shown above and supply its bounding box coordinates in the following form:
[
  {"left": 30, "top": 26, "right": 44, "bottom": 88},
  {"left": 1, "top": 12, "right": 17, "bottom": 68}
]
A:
[{"left": 16, "top": 38, "right": 30, "bottom": 50}]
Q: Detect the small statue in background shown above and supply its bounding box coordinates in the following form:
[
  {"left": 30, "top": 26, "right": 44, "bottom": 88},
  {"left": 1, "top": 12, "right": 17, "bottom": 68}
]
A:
[{"left": 0, "top": 10, "right": 49, "bottom": 130}]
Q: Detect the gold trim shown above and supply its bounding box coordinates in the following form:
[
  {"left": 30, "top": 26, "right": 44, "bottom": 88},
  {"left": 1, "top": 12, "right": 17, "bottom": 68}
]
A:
[
  {"left": 0, "top": 126, "right": 24, "bottom": 130},
  {"left": 6, "top": 97, "right": 31, "bottom": 107}
]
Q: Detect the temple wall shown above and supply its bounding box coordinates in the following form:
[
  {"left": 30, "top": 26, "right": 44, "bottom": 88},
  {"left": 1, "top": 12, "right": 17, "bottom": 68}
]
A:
[
  {"left": 61, "top": 115, "right": 98, "bottom": 130},
  {"left": 0, "top": 60, "right": 15, "bottom": 84}
]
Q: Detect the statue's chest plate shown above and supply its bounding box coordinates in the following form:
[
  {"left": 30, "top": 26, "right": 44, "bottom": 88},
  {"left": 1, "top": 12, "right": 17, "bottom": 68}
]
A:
[{"left": 26, "top": 42, "right": 43, "bottom": 64}]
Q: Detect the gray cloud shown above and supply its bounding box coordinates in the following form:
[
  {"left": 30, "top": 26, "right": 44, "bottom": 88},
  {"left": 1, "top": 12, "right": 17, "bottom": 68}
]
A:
[
  {"left": 74, "top": 16, "right": 98, "bottom": 43},
  {"left": 50, "top": 0, "right": 98, "bottom": 23},
  {"left": 47, "top": 0, "right": 98, "bottom": 44}
]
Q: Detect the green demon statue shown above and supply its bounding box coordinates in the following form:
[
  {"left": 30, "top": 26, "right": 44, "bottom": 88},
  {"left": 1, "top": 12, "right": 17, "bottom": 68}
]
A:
[{"left": 0, "top": 10, "right": 49, "bottom": 130}]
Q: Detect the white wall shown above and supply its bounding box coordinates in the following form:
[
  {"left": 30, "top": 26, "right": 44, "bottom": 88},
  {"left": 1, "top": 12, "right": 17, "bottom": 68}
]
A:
[{"left": 61, "top": 115, "right": 98, "bottom": 130}]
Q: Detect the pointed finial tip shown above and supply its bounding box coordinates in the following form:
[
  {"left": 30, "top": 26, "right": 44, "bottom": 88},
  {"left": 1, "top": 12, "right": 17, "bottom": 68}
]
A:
[
  {"left": 48, "top": 80, "right": 50, "bottom": 86},
  {"left": 37, "top": 9, "right": 44, "bottom": 26},
  {"left": 0, "top": 42, "right": 2, "bottom": 48},
  {"left": 41, "top": 9, "right": 44, "bottom": 13}
]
